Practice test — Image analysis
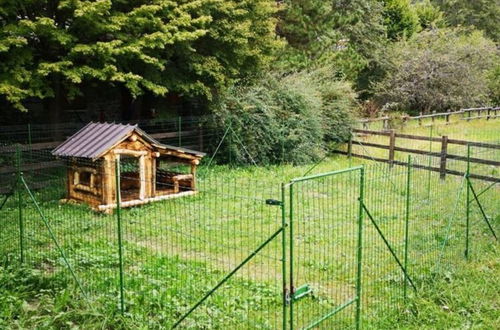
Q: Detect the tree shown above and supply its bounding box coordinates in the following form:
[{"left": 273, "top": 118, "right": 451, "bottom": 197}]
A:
[
  {"left": 414, "top": 0, "right": 446, "bottom": 30},
  {"left": 277, "top": 0, "right": 386, "bottom": 80},
  {"left": 0, "top": 0, "right": 281, "bottom": 112},
  {"left": 381, "top": 0, "right": 420, "bottom": 40},
  {"left": 374, "top": 28, "right": 498, "bottom": 113},
  {"left": 432, "top": 0, "right": 500, "bottom": 42}
]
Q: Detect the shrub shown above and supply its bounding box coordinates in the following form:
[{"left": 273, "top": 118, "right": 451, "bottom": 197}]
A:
[
  {"left": 207, "top": 70, "right": 356, "bottom": 165},
  {"left": 374, "top": 28, "right": 498, "bottom": 114}
]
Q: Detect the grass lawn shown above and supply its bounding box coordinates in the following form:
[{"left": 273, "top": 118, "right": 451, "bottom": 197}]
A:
[{"left": 0, "top": 120, "right": 498, "bottom": 329}]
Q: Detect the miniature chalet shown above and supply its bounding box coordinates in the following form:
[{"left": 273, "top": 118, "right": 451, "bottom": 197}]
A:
[{"left": 52, "top": 122, "right": 205, "bottom": 212}]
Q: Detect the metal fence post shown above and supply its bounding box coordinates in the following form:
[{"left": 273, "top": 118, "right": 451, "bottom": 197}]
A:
[
  {"left": 16, "top": 146, "right": 24, "bottom": 263},
  {"left": 289, "top": 183, "right": 294, "bottom": 330},
  {"left": 281, "top": 183, "right": 287, "bottom": 330},
  {"left": 115, "top": 159, "right": 125, "bottom": 314},
  {"left": 427, "top": 126, "right": 433, "bottom": 198},
  {"left": 355, "top": 166, "right": 365, "bottom": 330},
  {"left": 465, "top": 145, "right": 471, "bottom": 259},
  {"left": 403, "top": 156, "right": 412, "bottom": 302}
]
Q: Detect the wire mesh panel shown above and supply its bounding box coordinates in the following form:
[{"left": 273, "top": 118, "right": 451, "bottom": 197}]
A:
[
  {"left": 0, "top": 119, "right": 498, "bottom": 328},
  {"left": 288, "top": 168, "right": 362, "bottom": 329},
  {"left": 13, "top": 149, "right": 121, "bottom": 305},
  {"left": 0, "top": 144, "right": 20, "bottom": 265},
  {"left": 361, "top": 161, "right": 409, "bottom": 320},
  {"left": 118, "top": 166, "right": 285, "bottom": 328}
]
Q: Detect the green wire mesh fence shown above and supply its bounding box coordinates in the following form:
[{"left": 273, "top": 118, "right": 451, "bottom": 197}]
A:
[{"left": 0, "top": 122, "right": 498, "bottom": 329}]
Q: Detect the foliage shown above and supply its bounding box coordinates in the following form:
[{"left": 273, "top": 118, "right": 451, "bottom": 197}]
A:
[
  {"left": 209, "top": 70, "right": 356, "bottom": 165},
  {"left": 277, "top": 0, "right": 386, "bottom": 82},
  {"left": 309, "top": 67, "right": 357, "bottom": 146},
  {"left": 210, "top": 72, "right": 325, "bottom": 165},
  {"left": 487, "top": 62, "right": 500, "bottom": 105},
  {"left": 0, "top": 0, "right": 281, "bottom": 111},
  {"left": 432, "top": 0, "right": 500, "bottom": 42},
  {"left": 382, "top": 0, "right": 420, "bottom": 40},
  {"left": 413, "top": 0, "right": 446, "bottom": 30},
  {"left": 374, "top": 28, "right": 498, "bottom": 114}
]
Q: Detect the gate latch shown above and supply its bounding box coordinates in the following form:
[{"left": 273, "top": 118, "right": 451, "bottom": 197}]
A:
[
  {"left": 266, "top": 199, "right": 283, "bottom": 206},
  {"left": 292, "top": 284, "right": 313, "bottom": 302}
]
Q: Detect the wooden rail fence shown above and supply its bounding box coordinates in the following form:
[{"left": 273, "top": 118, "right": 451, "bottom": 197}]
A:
[
  {"left": 339, "top": 129, "right": 500, "bottom": 183},
  {"left": 358, "top": 107, "right": 500, "bottom": 129}
]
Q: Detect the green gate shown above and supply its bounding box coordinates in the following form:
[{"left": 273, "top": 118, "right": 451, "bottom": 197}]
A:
[{"left": 286, "top": 166, "right": 364, "bottom": 329}]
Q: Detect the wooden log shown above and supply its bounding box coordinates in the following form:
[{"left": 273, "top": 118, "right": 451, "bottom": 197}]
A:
[{"left": 97, "top": 190, "right": 197, "bottom": 211}]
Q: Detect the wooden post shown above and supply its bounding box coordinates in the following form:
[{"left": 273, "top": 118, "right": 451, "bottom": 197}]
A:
[
  {"left": 439, "top": 136, "right": 448, "bottom": 180},
  {"left": 389, "top": 130, "right": 396, "bottom": 167},
  {"left": 446, "top": 110, "right": 450, "bottom": 124},
  {"left": 383, "top": 117, "right": 389, "bottom": 130},
  {"left": 431, "top": 111, "right": 436, "bottom": 124},
  {"left": 347, "top": 137, "right": 353, "bottom": 159},
  {"left": 190, "top": 163, "right": 197, "bottom": 190},
  {"left": 418, "top": 112, "right": 422, "bottom": 126},
  {"left": 486, "top": 108, "right": 491, "bottom": 121}
]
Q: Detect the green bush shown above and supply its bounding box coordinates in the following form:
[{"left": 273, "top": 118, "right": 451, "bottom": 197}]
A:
[
  {"left": 207, "top": 70, "right": 356, "bottom": 165},
  {"left": 374, "top": 28, "right": 498, "bottom": 114}
]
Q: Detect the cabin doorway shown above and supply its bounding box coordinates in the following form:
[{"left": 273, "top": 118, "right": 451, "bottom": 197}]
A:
[{"left": 118, "top": 154, "right": 146, "bottom": 201}]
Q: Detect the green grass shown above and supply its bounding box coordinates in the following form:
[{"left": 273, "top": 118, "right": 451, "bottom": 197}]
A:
[
  {"left": 0, "top": 120, "right": 498, "bottom": 329},
  {"left": 353, "top": 119, "right": 500, "bottom": 178}
]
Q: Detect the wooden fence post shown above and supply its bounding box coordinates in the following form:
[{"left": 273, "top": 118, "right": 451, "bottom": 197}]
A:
[
  {"left": 431, "top": 111, "right": 436, "bottom": 124},
  {"left": 439, "top": 135, "right": 448, "bottom": 180},
  {"left": 418, "top": 112, "right": 422, "bottom": 126},
  {"left": 486, "top": 108, "right": 491, "bottom": 121},
  {"left": 389, "top": 130, "right": 396, "bottom": 167},
  {"left": 446, "top": 110, "right": 450, "bottom": 124},
  {"left": 383, "top": 117, "right": 389, "bottom": 130}
]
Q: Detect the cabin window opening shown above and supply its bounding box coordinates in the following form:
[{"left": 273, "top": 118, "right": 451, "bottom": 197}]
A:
[
  {"left": 79, "top": 171, "right": 92, "bottom": 186},
  {"left": 73, "top": 168, "right": 97, "bottom": 194},
  {"left": 156, "top": 156, "right": 194, "bottom": 194}
]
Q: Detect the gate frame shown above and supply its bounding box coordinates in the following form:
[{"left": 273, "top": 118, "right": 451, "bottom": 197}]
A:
[{"left": 286, "top": 166, "right": 365, "bottom": 330}]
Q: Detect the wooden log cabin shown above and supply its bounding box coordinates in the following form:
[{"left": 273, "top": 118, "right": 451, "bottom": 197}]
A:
[{"left": 52, "top": 122, "right": 205, "bottom": 212}]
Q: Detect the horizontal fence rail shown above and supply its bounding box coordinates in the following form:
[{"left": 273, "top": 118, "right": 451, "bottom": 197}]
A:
[
  {"left": 337, "top": 129, "right": 500, "bottom": 183},
  {"left": 358, "top": 106, "right": 500, "bottom": 129}
]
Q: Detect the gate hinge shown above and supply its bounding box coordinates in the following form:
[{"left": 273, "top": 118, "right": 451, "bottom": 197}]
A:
[
  {"left": 266, "top": 199, "right": 283, "bottom": 206},
  {"left": 284, "top": 287, "right": 291, "bottom": 304}
]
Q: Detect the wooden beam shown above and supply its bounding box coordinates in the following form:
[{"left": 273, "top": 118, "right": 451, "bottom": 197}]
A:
[
  {"left": 97, "top": 190, "right": 197, "bottom": 210},
  {"left": 113, "top": 149, "right": 148, "bottom": 156}
]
